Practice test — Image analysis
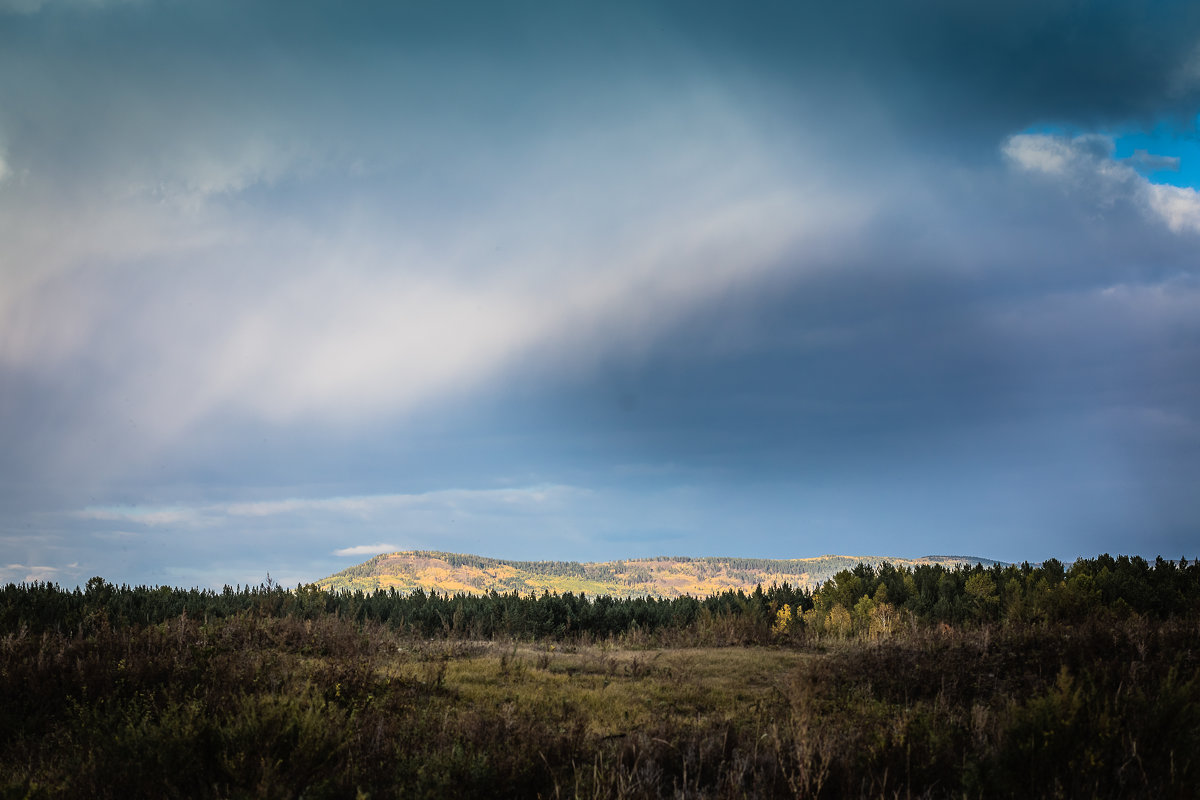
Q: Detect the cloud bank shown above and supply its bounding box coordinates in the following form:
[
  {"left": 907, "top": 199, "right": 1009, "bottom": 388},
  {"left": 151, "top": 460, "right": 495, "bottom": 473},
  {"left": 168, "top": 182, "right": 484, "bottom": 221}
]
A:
[
  {"left": 1004, "top": 132, "right": 1200, "bottom": 233},
  {"left": 2, "top": 0, "right": 1200, "bottom": 586},
  {"left": 333, "top": 544, "right": 399, "bottom": 558}
]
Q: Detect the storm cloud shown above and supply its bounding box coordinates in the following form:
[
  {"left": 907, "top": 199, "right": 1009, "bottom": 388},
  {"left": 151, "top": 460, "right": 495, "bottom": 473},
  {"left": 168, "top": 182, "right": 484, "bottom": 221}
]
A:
[{"left": 2, "top": 0, "right": 1199, "bottom": 587}]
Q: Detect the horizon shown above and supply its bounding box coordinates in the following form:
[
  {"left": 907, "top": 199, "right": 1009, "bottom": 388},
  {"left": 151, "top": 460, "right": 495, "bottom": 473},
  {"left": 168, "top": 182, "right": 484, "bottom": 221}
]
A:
[
  {"left": 4, "top": 1, "right": 1200, "bottom": 590},
  {"left": 18, "top": 547, "right": 1159, "bottom": 592}
]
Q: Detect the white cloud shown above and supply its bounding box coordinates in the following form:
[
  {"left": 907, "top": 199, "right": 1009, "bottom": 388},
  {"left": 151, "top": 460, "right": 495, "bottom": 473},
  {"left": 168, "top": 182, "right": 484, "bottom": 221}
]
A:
[
  {"left": 1002, "top": 132, "right": 1125, "bottom": 182},
  {"left": 198, "top": 269, "right": 548, "bottom": 424},
  {"left": 1003, "top": 132, "right": 1200, "bottom": 235},
  {"left": 74, "top": 506, "right": 206, "bottom": 527},
  {"left": 212, "top": 183, "right": 831, "bottom": 429},
  {"left": 74, "top": 484, "right": 586, "bottom": 528},
  {"left": 1002, "top": 133, "right": 1079, "bottom": 175},
  {"left": 333, "top": 543, "right": 399, "bottom": 557},
  {"left": 1, "top": 563, "right": 60, "bottom": 583},
  {"left": 1145, "top": 183, "right": 1200, "bottom": 234}
]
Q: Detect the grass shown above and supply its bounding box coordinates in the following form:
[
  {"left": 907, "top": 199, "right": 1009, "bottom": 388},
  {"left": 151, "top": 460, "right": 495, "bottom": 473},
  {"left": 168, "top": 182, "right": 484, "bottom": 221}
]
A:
[
  {"left": 407, "top": 643, "right": 809, "bottom": 738},
  {"left": 2, "top": 612, "right": 1198, "bottom": 798}
]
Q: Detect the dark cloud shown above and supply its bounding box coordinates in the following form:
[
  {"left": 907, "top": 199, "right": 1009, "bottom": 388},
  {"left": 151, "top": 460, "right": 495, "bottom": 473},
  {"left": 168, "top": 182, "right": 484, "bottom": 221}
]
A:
[
  {"left": 6, "top": 1, "right": 1199, "bottom": 169},
  {"left": 513, "top": 153, "right": 1200, "bottom": 558},
  {"left": 3, "top": 0, "right": 1200, "bottom": 585},
  {"left": 666, "top": 0, "right": 1200, "bottom": 132}
]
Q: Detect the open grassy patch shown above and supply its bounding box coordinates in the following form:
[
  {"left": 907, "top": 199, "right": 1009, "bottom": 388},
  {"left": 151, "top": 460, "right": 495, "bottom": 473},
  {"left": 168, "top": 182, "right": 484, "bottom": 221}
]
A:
[{"left": 401, "top": 644, "right": 811, "bottom": 738}]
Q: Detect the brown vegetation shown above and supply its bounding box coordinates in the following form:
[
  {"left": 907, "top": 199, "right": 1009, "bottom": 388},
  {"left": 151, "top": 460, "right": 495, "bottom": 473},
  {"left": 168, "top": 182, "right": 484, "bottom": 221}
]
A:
[{"left": 2, "top": 556, "right": 1197, "bottom": 797}]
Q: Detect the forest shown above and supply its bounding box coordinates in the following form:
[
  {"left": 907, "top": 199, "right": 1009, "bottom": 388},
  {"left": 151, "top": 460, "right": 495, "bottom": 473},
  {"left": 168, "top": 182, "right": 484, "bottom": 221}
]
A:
[{"left": 2, "top": 554, "right": 1198, "bottom": 797}]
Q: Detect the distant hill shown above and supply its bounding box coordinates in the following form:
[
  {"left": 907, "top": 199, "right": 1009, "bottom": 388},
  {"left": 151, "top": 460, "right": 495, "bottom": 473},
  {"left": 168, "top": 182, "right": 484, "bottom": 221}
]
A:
[{"left": 316, "top": 551, "right": 1003, "bottom": 598}]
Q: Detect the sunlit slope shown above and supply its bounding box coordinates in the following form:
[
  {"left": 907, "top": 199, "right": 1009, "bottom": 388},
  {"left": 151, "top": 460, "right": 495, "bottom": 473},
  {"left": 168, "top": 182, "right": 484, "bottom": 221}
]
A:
[{"left": 317, "top": 552, "right": 1003, "bottom": 597}]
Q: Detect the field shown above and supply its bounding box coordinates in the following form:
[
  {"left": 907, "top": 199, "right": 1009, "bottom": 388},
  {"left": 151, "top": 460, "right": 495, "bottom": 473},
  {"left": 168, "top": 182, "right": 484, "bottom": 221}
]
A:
[{"left": 2, "top": 557, "right": 1198, "bottom": 798}]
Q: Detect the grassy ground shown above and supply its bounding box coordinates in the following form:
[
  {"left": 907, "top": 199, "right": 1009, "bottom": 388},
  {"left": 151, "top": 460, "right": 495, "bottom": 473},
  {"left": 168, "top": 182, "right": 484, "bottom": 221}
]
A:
[
  {"left": 3, "top": 614, "right": 1198, "bottom": 798},
  {"left": 415, "top": 642, "right": 808, "bottom": 738}
]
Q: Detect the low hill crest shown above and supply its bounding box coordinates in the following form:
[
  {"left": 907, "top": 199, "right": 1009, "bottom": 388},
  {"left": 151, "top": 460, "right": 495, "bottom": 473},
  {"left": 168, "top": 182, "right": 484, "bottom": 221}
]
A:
[{"left": 318, "top": 550, "right": 1002, "bottom": 598}]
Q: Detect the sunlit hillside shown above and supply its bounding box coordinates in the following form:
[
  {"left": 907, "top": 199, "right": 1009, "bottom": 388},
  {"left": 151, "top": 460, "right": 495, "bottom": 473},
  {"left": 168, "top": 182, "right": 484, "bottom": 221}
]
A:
[{"left": 317, "top": 551, "right": 1003, "bottom": 597}]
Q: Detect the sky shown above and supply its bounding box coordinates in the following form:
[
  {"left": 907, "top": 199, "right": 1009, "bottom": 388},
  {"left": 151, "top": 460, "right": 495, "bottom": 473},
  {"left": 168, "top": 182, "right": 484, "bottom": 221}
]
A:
[{"left": 2, "top": 0, "right": 1200, "bottom": 589}]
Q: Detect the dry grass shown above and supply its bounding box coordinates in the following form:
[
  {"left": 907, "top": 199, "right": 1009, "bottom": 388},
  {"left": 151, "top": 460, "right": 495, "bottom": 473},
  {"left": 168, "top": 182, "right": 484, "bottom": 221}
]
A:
[
  {"left": 3, "top": 612, "right": 1197, "bottom": 798},
  {"left": 392, "top": 643, "right": 810, "bottom": 738}
]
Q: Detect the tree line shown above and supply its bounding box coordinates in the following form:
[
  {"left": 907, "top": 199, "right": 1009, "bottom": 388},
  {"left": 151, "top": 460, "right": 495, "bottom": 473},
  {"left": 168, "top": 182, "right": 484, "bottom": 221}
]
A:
[{"left": 2, "top": 554, "right": 1197, "bottom": 641}]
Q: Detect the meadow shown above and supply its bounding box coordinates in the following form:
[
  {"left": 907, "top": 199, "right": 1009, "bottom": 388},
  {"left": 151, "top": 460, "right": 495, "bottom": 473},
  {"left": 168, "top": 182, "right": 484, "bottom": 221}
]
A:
[{"left": 2, "top": 556, "right": 1197, "bottom": 798}]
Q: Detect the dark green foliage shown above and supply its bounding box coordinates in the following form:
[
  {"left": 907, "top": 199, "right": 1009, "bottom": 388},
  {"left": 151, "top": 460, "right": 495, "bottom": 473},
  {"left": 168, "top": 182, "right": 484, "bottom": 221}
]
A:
[
  {"left": 0, "top": 576, "right": 808, "bottom": 643},
  {"left": 810, "top": 554, "right": 1200, "bottom": 628}
]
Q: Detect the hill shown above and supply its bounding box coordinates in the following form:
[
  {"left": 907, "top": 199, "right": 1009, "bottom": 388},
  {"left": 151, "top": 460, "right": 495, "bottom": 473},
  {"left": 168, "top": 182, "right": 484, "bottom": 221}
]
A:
[{"left": 316, "top": 551, "right": 1002, "bottom": 597}]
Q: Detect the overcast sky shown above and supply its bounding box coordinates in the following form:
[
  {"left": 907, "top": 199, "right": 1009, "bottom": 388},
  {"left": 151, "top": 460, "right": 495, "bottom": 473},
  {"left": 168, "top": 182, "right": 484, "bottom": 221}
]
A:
[{"left": 3, "top": 0, "right": 1199, "bottom": 588}]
